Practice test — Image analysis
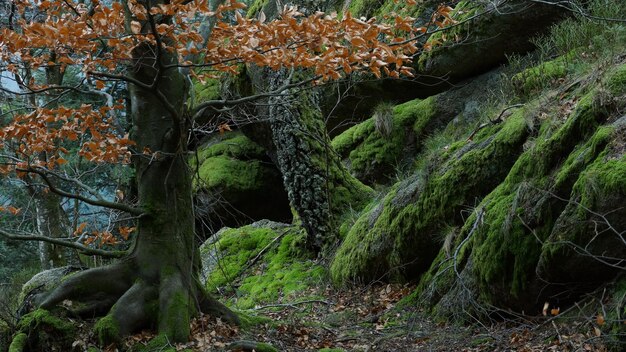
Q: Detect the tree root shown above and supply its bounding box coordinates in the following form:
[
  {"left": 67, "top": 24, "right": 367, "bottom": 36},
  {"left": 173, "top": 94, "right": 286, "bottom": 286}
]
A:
[{"left": 27, "top": 260, "right": 239, "bottom": 346}]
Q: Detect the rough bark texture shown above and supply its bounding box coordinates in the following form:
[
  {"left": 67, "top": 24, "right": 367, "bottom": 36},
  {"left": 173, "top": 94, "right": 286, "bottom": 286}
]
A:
[
  {"left": 245, "top": 68, "right": 372, "bottom": 251},
  {"left": 241, "top": 0, "right": 373, "bottom": 251}
]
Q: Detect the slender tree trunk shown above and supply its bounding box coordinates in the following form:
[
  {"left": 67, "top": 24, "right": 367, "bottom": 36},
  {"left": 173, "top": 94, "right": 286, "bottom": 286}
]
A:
[
  {"left": 31, "top": 188, "right": 73, "bottom": 269},
  {"left": 29, "top": 51, "right": 79, "bottom": 269}
]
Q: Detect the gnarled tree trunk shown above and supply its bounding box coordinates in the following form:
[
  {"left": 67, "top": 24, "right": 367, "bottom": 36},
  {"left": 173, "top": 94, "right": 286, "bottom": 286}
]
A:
[{"left": 34, "top": 1, "right": 238, "bottom": 345}]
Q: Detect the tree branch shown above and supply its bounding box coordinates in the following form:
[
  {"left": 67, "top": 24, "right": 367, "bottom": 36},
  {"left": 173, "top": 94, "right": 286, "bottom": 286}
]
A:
[
  {"left": 17, "top": 167, "right": 146, "bottom": 216},
  {"left": 0, "top": 228, "right": 125, "bottom": 258}
]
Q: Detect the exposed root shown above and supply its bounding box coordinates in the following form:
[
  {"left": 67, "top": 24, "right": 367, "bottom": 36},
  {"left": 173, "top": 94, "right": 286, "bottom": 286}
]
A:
[
  {"left": 27, "top": 260, "right": 240, "bottom": 346},
  {"left": 196, "top": 280, "right": 241, "bottom": 325},
  {"left": 38, "top": 261, "right": 135, "bottom": 315},
  {"left": 110, "top": 280, "right": 158, "bottom": 337},
  {"left": 159, "top": 270, "right": 193, "bottom": 341}
]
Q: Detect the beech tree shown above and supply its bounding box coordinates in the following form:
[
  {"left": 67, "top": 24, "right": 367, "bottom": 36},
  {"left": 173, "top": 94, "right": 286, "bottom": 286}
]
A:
[{"left": 0, "top": 0, "right": 453, "bottom": 344}]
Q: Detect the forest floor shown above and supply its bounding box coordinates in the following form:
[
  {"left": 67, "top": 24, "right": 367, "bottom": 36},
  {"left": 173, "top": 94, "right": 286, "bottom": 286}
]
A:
[{"left": 103, "top": 283, "right": 617, "bottom": 351}]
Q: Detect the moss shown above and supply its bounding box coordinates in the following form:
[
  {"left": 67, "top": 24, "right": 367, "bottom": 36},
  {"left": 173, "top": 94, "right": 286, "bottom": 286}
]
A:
[
  {"left": 196, "top": 156, "right": 265, "bottom": 190},
  {"left": 254, "top": 342, "right": 279, "bottom": 352},
  {"left": 94, "top": 315, "right": 120, "bottom": 346},
  {"left": 572, "top": 155, "right": 626, "bottom": 209},
  {"left": 348, "top": 0, "right": 383, "bottom": 17},
  {"left": 8, "top": 333, "right": 27, "bottom": 352},
  {"left": 447, "top": 87, "right": 612, "bottom": 306},
  {"left": 206, "top": 224, "right": 326, "bottom": 309},
  {"left": 332, "top": 111, "right": 530, "bottom": 284},
  {"left": 18, "top": 308, "right": 74, "bottom": 334},
  {"left": 205, "top": 226, "right": 279, "bottom": 292},
  {"left": 192, "top": 132, "right": 270, "bottom": 192},
  {"left": 318, "top": 348, "right": 346, "bottom": 352},
  {"left": 237, "top": 311, "right": 273, "bottom": 329},
  {"left": 195, "top": 132, "right": 265, "bottom": 162},
  {"left": 191, "top": 77, "right": 220, "bottom": 107},
  {"left": 554, "top": 126, "right": 613, "bottom": 189},
  {"left": 130, "top": 334, "right": 175, "bottom": 352},
  {"left": 331, "top": 97, "right": 439, "bottom": 184},
  {"left": 15, "top": 309, "right": 76, "bottom": 351},
  {"left": 235, "top": 230, "right": 326, "bottom": 309},
  {"left": 511, "top": 53, "right": 574, "bottom": 95},
  {"left": 374, "top": 0, "right": 430, "bottom": 18},
  {"left": 605, "top": 63, "right": 626, "bottom": 96},
  {"left": 247, "top": 0, "right": 269, "bottom": 18},
  {"left": 160, "top": 291, "right": 193, "bottom": 342}
]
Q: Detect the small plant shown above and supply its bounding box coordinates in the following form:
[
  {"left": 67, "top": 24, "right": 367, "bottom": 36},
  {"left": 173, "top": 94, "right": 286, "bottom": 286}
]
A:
[{"left": 373, "top": 102, "right": 395, "bottom": 138}]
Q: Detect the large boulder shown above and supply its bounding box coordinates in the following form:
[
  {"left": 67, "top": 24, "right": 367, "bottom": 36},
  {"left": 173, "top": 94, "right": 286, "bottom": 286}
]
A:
[
  {"left": 415, "top": 64, "right": 626, "bottom": 317},
  {"left": 331, "top": 106, "right": 530, "bottom": 283},
  {"left": 332, "top": 69, "right": 502, "bottom": 184},
  {"left": 192, "top": 132, "right": 292, "bottom": 237}
]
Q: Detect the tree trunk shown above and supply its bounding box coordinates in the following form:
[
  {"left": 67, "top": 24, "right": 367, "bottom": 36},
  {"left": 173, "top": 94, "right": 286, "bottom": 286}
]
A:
[
  {"left": 264, "top": 69, "right": 372, "bottom": 251},
  {"left": 31, "top": 189, "right": 74, "bottom": 269},
  {"left": 35, "top": 2, "right": 238, "bottom": 345},
  {"left": 30, "top": 51, "right": 79, "bottom": 270}
]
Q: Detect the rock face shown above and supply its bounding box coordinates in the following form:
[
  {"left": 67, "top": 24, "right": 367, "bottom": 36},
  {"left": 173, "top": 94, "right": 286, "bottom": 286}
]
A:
[
  {"left": 322, "top": 0, "right": 564, "bottom": 128},
  {"left": 331, "top": 69, "right": 503, "bottom": 185},
  {"left": 18, "top": 266, "right": 83, "bottom": 315},
  {"left": 330, "top": 58, "right": 626, "bottom": 322},
  {"left": 192, "top": 132, "right": 292, "bottom": 237}
]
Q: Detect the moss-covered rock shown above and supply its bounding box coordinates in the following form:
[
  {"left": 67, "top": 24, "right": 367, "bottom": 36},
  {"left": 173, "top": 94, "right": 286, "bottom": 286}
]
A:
[
  {"left": 332, "top": 68, "right": 505, "bottom": 185},
  {"left": 202, "top": 221, "right": 326, "bottom": 309},
  {"left": 8, "top": 332, "right": 27, "bottom": 352},
  {"left": 511, "top": 53, "right": 573, "bottom": 95},
  {"left": 414, "top": 77, "right": 622, "bottom": 317},
  {"left": 13, "top": 309, "right": 75, "bottom": 351},
  {"left": 192, "top": 132, "right": 291, "bottom": 237},
  {"left": 332, "top": 97, "right": 439, "bottom": 184},
  {"left": 331, "top": 107, "right": 530, "bottom": 284},
  {"left": 418, "top": 0, "right": 563, "bottom": 80},
  {"left": 94, "top": 314, "right": 121, "bottom": 346},
  {"left": 537, "top": 117, "right": 625, "bottom": 289}
]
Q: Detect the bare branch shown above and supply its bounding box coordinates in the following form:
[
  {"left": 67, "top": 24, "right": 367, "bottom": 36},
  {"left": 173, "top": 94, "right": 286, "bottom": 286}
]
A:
[
  {"left": 17, "top": 167, "right": 146, "bottom": 216},
  {"left": 0, "top": 228, "right": 125, "bottom": 258}
]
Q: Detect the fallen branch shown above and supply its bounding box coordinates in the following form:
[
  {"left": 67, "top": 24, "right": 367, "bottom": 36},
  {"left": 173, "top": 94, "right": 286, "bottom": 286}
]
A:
[
  {"left": 467, "top": 104, "right": 525, "bottom": 141},
  {"left": 253, "top": 299, "right": 330, "bottom": 310}
]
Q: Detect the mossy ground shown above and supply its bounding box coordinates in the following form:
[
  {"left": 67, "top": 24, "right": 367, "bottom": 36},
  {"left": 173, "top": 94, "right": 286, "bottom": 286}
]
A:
[{"left": 204, "top": 224, "right": 326, "bottom": 309}]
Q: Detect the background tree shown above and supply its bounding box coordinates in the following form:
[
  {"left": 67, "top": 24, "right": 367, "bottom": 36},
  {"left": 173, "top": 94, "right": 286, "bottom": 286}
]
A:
[{"left": 0, "top": 0, "right": 453, "bottom": 344}]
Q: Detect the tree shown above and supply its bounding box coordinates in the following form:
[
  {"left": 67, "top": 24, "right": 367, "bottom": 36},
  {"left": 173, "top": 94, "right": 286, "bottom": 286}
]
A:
[{"left": 0, "top": 0, "right": 453, "bottom": 344}]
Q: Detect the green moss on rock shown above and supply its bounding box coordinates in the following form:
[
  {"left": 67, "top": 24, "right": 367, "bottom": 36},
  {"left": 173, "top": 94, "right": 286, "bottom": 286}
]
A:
[
  {"left": 605, "top": 63, "right": 626, "bottom": 96},
  {"left": 192, "top": 132, "right": 274, "bottom": 193},
  {"left": 511, "top": 54, "right": 572, "bottom": 95},
  {"left": 204, "top": 224, "right": 325, "bottom": 309},
  {"left": 8, "top": 333, "right": 27, "bottom": 352},
  {"left": 15, "top": 309, "right": 75, "bottom": 351},
  {"left": 413, "top": 85, "right": 619, "bottom": 317},
  {"left": 332, "top": 111, "right": 530, "bottom": 284},
  {"left": 18, "top": 308, "right": 74, "bottom": 334},
  {"left": 331, "top": 97, "right": 439, "bottom": 184}
]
